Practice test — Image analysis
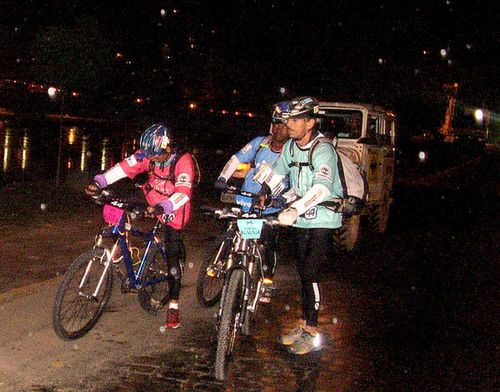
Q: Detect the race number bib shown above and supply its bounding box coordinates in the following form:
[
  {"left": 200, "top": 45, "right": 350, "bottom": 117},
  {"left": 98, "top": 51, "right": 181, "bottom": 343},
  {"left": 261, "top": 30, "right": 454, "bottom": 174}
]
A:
[
  {"left": 237, "top": 219, "right": 264, "bottom": 239},
  {"left": 303, "top": 207, "right": 317, "bottom": 220}
]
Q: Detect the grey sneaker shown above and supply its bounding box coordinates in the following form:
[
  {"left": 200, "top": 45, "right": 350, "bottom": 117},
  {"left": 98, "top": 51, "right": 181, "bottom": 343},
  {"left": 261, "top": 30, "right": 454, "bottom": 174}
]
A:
[
  {"left": 287, "top": 331, "right": 322, "bottom": 355},
  {"left": 278, "top": 327, "right": 304, "bottom": 346}
]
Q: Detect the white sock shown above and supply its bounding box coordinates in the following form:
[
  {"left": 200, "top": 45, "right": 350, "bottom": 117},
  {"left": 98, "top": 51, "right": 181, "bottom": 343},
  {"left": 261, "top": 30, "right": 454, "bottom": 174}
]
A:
[{"left": 169, "top": 302, "right": 179, "bottom": 309}]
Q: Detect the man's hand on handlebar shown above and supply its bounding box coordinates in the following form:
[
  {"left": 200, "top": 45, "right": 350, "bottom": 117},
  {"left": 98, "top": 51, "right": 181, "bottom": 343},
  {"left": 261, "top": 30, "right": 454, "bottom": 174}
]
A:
[
  {"left": 85, "top": 174, "right": 107, "bottom": 198},
  {"left": 214, "top": 177, "right": 228, "bottom": 190},
  {"left": 278, "top": 207, "right": 298, "bottom": 226},
  {"left": 145, "top": 205, "right": 162, "bottom": 218},
  {"left": 85, "top": 183, "right": 102, "bottom": 198}
]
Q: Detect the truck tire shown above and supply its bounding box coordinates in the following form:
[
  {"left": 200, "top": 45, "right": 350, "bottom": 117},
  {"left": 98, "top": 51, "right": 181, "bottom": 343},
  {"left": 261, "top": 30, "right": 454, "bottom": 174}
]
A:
[
  {"left": 367, "top": 202, "right": 390, "bottom": 233},
  {"left": 333, "top": 214, "right": 361, "bottom": 251}
]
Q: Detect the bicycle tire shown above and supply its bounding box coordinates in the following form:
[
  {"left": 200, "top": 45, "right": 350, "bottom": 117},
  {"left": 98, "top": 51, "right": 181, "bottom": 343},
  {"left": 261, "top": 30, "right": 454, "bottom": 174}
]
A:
[
  {"left": 196, "top": 235, "right": 230, "bottom": 307},
  {"left": 52, "top": 248, "right": 114, "bottom": 340},
  {"left": 214, "top": 268, "right": 244, "bottom": 381},
  {"left": 241, "top": 249, "right": 262, "bottom": 336},
  {"left": 138, "top": 247, "right": 171, "bottom": 316}
]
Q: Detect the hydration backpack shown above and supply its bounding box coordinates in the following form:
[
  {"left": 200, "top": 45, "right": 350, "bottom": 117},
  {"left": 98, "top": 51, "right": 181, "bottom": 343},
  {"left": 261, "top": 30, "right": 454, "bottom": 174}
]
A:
[
  {"left": 290, "top": 136, "right": 367, "bottom": 214},
  {"left": 309, "top": 137, "right": 366, "bottom": 201},
  {"left": 148, "top": 148, "right": 202, "bottom": 188}
]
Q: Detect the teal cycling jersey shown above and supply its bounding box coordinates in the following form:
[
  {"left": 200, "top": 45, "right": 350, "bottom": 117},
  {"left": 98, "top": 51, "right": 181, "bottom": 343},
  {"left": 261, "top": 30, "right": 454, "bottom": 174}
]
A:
[{"left": 272, "top": 134, "right": 343, "bottom": 229}]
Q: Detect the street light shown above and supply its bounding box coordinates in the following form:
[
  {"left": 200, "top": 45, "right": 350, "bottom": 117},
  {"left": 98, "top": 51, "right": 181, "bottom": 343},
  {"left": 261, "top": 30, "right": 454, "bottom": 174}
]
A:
[
  {"left": 48, "top": 86, "right": 65, "bottom": 187},
  {"left": 474, "top": 109, "right": 484, "bottom": 125}
]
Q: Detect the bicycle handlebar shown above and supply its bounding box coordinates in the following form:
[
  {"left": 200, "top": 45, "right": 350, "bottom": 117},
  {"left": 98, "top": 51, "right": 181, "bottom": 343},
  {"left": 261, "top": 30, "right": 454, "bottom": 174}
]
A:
[
  {"left": 92, "top": 190, "right": 172, "bottom": 222},
  {"left": 219, "top": 186, "right": 286, "bottom": 211},
  {"left": 201, "top": 205, "right": 281, "bottom": 227}
]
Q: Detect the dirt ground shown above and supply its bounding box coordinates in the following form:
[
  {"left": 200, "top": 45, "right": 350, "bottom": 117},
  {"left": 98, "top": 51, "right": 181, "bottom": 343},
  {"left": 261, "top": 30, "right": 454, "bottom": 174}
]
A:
[{"left": 0, "top": 149, "right": 498, "bottom": 391}]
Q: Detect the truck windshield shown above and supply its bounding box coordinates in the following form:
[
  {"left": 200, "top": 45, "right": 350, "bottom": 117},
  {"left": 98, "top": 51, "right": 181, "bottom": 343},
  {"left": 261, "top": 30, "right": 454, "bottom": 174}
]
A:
[{"left": 318, "top": 109, "right": 363, "bottom": 139}]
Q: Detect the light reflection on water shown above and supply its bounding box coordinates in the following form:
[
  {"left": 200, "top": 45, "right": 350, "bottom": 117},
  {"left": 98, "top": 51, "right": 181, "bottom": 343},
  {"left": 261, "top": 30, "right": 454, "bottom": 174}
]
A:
[
  {"left": 0, "top": 112, "right": 266, "bottom": 187},
  {"left": 0, "top": 120, "right": 129, "bottom": 186}
]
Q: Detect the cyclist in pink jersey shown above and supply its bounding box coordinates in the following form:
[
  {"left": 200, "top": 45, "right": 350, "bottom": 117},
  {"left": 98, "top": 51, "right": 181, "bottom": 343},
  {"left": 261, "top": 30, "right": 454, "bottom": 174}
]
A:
[{"left": 86, "top": 123, "right": 195, "bottom": 329}]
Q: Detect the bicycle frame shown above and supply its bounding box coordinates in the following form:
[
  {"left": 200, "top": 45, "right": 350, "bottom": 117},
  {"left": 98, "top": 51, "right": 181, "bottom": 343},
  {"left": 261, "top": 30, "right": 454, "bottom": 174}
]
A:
[
  {"left": 218, "top": 228, "right": 265, "bottom": 324},
  {"left": 94, "top": 210, "right": 170, "bottom": 290}
]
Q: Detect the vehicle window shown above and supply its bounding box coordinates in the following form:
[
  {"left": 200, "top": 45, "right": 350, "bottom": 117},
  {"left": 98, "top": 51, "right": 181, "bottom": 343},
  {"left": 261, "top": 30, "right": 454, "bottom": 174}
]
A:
[
  {"left": 368, "top": 116, "right": 378, "bottom": 139},
  {"left": 380, "top": 117, "right": 394, "bottom": 145},
  {"left": 319, "top": 110, "right": 363, "bottom": 139}
]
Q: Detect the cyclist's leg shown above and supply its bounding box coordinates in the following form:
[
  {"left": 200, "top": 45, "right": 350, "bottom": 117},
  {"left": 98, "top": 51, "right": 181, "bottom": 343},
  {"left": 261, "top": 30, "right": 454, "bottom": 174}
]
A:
[
  {"left": 295, "top": 227, "right": 311, "bottom": 324},
  {"left": 163, "top": 225, "right": 184, "bottom": 298},
  {"left": 262, "top": 225, "right": 278, "bottom": 280},
  {"left": 297, "top": 228, "right": 333, "bottom": 328},
  {"left": 288, "top": 228, "right": 333, "bottom": 354},
  {"left": 163, "top": 225, "right": 184, "bottom": 328}
]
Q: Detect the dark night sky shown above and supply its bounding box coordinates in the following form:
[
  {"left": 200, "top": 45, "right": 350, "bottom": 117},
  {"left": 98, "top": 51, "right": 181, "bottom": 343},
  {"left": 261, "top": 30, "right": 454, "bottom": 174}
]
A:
[{"left": 0, "top": 0, "right": 498, "bottom": 124}]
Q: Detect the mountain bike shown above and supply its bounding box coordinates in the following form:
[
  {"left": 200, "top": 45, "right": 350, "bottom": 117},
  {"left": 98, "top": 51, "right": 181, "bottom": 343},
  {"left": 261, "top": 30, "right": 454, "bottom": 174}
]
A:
[
  {"left": 52, "top": 190, "right": 184, "bottom": 340},
  {"left": 202, "top": 205, "right": 280, "bottom": 381},
  {"left": 196, "top": 188, "right": 283, "bottom": 308}
]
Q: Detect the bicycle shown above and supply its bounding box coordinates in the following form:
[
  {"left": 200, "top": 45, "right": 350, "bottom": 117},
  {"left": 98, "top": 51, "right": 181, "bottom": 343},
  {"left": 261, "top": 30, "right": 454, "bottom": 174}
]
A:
[
  {"left": 196, "top": 188, "right": 283, "bottom": 308},
  {"left": 202, "top": 205, "right": 280, "bottom": 381},
  {"left": 52, "top": 190, "right": 184, "bottom": 340}
]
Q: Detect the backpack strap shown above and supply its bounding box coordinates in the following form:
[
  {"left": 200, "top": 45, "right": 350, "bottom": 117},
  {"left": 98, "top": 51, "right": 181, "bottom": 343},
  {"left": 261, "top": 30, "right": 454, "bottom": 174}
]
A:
[
  {"left": 287, "top": 140, "right": 309, "bottom": 169},
  {"left": 307, "top": 136, "right": 336, "bottom": 171},
  {"left": 148, "top": 148, "right": 188, "bottom": 182},
  {"left": 250, "top": 135, "right": 272, "bottom": 168},
  {"left": 287, "top": 134, "right": 333, "bottom": 170}
]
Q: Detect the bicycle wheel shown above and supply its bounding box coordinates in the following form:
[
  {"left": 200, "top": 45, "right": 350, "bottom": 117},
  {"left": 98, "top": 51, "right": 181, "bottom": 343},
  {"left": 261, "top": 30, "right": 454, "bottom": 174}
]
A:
[
  {"left": 52, "top": 248, "right": 114, "bottom": 340},
  {"left": 214, "top": 268, "right": 244, "bottom": 381},
  {"left": 196, "top": 235, "right": 231, "bottom": 307},
  {"left": 138, "top": 247, "right": 171, "bottom": 316},
  {"left": 241, "top": 251, "right": 261, "bottom": 336}
]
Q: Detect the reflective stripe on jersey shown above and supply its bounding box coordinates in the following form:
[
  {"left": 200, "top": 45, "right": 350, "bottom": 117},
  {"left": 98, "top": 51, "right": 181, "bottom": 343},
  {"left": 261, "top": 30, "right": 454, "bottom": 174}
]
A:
[{"left": 103, "top": 164, "right": 128, "bottom": 186}]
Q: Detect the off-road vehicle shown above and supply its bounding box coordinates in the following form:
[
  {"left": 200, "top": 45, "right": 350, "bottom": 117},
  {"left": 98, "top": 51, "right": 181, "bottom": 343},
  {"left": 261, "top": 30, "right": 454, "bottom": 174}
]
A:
[{"left": 317, "top": 101, "right": 396, "bottom": 250}]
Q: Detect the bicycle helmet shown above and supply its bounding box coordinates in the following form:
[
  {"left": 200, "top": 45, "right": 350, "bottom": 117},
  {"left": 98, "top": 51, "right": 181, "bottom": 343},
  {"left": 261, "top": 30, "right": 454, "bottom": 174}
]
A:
[
  {"left": 272, "top": 96, "right": 319, "bottom": 122},
  {"left": 271, "top": 101, "right": 290, "bottom": 124},
  {"left": 139, "top": 123, "right": 174, "bottom": 158}
]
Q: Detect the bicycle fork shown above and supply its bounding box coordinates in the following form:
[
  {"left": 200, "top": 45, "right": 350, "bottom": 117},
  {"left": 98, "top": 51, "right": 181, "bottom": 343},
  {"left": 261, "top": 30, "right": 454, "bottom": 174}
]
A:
[{"left": 78, "top": 250, "right": 113, "bottom": 301}]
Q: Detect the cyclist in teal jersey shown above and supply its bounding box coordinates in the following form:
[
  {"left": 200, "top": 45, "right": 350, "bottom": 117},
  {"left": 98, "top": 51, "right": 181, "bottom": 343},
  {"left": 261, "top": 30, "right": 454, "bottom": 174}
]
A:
[{"left": 260, "top": 96, "right": 344, "bottom": 354}]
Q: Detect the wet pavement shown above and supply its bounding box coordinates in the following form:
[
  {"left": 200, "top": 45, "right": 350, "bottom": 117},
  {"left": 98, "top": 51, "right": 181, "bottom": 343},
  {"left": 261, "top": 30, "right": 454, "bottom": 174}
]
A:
[{"left": 0, "top": 150, "right": 498, "bottom": 391}]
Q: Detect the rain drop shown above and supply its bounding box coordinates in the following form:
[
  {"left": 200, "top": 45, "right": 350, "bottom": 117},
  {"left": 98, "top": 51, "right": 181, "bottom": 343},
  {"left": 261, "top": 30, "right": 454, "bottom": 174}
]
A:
[
  {"left": 285, "top": 304, "right": 290, "bottom": 311},
  {"left": 170, "top": 267, "right": 177, "bottom": 275},
  {"left": 40, "top": 203, "right": 47, "bottom": 212},
  {"left": 332, "top": 317, "right": 338, "bottom": 324},
  {"left": 188, "top": 262, "right": 194, "bottom": 269},
  {"left": 159, "top": 325, "right": 166, "bottom": 333}
]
